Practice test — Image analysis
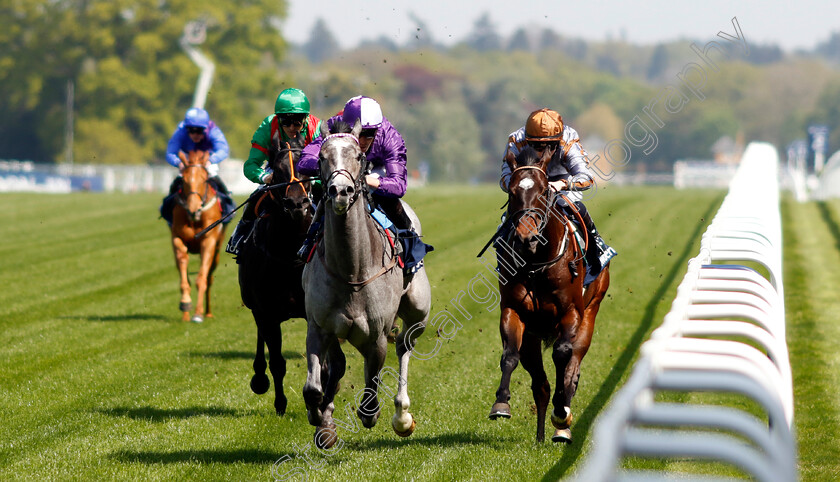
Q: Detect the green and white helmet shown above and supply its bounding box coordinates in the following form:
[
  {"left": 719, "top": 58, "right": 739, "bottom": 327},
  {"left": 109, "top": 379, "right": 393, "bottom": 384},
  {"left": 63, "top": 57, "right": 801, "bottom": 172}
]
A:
[{"left": 274, "top": 88, "right": 311, "bottom": 115}]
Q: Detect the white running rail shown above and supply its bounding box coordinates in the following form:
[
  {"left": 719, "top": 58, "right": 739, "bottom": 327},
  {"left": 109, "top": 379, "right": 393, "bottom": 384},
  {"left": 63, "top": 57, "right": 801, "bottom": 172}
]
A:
[{"left": 573, "top": 142, "right": 796, "bottom": 482}]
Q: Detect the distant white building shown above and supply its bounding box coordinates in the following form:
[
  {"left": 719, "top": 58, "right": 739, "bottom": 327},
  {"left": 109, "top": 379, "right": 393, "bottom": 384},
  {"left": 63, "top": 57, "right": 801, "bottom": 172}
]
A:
[
  {"left": 811, "top": 150, "right": 840, "bottom": 200},
  {"left": 673, "top": 159, "right": 738, "bottom": 189}
]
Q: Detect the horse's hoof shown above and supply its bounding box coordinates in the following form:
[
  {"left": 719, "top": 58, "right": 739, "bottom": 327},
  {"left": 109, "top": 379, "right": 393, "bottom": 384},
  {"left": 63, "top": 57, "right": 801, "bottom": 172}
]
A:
[
  {"left": 314, "top": 424, "right": 338, "bottom": 450},
  {"left": 358, "top": 408, "right": 381, "bottom": 429},
  {"left": 250, "top": 373, "right": 270, "bottom": 394},
  {"left": 489, "top": 402, "right": 511, "bottom": 420},
  {"left": 179, "top": 302, "right": 192, "bottom": 312},
  {"left": 550, "top": 407, "right": 572, "bottom": 430},
  {"left": 274, "top": 395, "right": 287, "bottom": 416},
  {"left": 191, "top": 315, "right": 203, "bottom": 324},
  {"left": 393, "top": 417, "right": 416, "bottom": 437},
  {"left": 551, "top": 428, "right": 572, "bottom": 444}
]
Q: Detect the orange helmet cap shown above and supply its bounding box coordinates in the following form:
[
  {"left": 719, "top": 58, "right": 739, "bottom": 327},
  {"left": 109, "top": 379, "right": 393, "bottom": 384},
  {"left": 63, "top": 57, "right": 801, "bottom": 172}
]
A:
[{"left": 525, "top": 108, "right": 564, "bottom": 141}]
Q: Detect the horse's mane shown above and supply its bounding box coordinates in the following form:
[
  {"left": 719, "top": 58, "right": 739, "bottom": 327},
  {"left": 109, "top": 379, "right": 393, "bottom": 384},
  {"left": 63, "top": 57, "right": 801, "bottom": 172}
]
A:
[{"left": 516, "top": 146, "right": 542, "bottom": 167}]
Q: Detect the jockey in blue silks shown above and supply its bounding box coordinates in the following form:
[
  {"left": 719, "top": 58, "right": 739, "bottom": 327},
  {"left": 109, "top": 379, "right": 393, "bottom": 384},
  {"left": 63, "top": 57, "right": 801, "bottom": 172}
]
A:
[{"left": 160, "top": 107, "right": 235, "bottom": 226}]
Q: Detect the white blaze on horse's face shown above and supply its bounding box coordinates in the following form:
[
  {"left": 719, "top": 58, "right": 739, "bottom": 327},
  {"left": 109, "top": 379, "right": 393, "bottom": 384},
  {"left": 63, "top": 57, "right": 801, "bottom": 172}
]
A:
[
  {"left": 322, "top": 134, "right": 363, "bottom": 215},
  {"left": 518, "top": 178, "right": 535, "bottom": 191}
]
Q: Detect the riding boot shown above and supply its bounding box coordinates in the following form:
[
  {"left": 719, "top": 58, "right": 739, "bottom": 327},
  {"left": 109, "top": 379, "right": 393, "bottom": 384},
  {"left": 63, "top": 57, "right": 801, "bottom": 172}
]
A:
[
  {"left": 160, "top": 177, "right": 183, "bottom": 226},
  {"left": 208, "top": 176, "right": 235, "bottom": 222},
  {"left": 297, "top": 201, "right": 325, "bottom": 261},
  {"left": 168, "top": 176, "right": 182, "bottom": 195},
  {"left": 226, "top": 195, "right": 257, "bottom": 256},
  {"left": 377, "top": 196, "right": 413, "bottom": 232},
  {"left": 574, "top": 201, "right": 616, "bottom": 270}
]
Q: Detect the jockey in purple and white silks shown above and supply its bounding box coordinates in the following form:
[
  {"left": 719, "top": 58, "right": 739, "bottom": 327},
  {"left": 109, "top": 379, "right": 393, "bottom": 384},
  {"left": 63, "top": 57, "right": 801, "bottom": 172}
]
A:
[
  {"left": 296, "top": 96, "right": 415, "bottom": 260},
  {"left": 299, "top": 95, "right": 408, "bottom": 200},
  {"left": 160, "top": 107, "right": 234, "bottom": 226},
  {"left": 500, "top": 108, "right": 616, "bottom": 282}
]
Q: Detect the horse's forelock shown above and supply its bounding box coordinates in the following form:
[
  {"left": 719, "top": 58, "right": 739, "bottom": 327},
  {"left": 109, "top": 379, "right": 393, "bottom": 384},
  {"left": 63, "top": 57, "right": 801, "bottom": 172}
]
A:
[
  {"left": 330, "top": 120, "right": 353, "bottom": 134},
  {"left": 516, "top": 146, "right": 542, "bottom": 167},
  {"left": 269, "top": 136, "right": 303, "bottom": 183}
]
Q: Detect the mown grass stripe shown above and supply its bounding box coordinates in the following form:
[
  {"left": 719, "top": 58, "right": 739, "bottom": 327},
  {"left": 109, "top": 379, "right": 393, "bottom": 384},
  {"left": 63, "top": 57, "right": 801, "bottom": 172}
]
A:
[
  {"left": 5, "top": 188, "right": 831, "bottom": 481},
  {"left": 783, "top": 198, "right": 840, "bottom": 481}
]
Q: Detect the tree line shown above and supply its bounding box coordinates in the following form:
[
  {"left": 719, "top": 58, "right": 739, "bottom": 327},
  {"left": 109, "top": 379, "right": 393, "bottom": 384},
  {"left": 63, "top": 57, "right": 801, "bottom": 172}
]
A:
[{"left": 3, "top": 3, "right": 840, "bottom": 183}]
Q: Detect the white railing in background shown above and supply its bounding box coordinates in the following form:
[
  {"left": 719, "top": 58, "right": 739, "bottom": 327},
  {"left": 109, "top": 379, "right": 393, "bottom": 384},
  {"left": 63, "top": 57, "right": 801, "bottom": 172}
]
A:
[
  {"left": 573, "top": 142, "right": 795, "bottom": 482},
  {"left": 0, "top": 159, "right": 257, "bottom": 195}
]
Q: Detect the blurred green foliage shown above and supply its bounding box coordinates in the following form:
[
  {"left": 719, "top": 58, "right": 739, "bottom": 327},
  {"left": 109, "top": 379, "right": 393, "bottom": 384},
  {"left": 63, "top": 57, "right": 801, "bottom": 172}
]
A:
[{"left": 3, "top": 4, "right": 840, "bottom": 182}]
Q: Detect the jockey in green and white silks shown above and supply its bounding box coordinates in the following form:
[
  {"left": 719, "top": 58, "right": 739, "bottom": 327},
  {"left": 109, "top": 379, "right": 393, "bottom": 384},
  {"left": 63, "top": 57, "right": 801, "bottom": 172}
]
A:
[
  {"left": 500, "top": 108, "right": 616, "bottom": 284},
  {"left": 243, "top": 88, "right": 323, "bottom": 184},
  {"left": 226, "top": 88, "right": 323, "bottom": 256}
]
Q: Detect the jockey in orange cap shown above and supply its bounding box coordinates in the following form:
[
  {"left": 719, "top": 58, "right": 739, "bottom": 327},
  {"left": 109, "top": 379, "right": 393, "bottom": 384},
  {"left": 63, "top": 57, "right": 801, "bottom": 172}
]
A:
[{"left": 500, "top": 108, "right": 616, "bottom": 283}]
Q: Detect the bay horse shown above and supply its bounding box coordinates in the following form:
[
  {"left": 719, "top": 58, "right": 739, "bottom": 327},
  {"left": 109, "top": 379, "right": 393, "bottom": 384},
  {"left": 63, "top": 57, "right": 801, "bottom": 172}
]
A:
[
  {"left": 301, "top": 120, "right": 431, "bottom": 449},
  {"left": 170, "top": 150, "right": 226, "bottom": 323},
  {"left": 488, "top": 146, "right": 610, "bottom": 444},
  {"left": 238, "top": 134, "right": 313, "bottom": 415}
]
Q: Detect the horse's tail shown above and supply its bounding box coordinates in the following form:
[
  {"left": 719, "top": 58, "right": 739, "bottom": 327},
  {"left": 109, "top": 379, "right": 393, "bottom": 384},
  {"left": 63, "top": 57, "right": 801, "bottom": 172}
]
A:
[{"left": 250, "top": 332, "right": 270, "bottom": 394}]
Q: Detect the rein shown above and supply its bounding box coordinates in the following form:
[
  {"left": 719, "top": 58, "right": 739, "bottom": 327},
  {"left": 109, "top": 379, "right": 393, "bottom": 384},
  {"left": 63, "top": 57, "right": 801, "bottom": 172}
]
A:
[
  {"left": 525, "top": 220, "right": 569, "bottom": 275},
  {"left": 316, "top": 132, "right": 395, "bottom": 289},
  {"left": 261, "top": 142, "right": 312, "bottom": 217},
  {"left": 316, "top": 212, "right": 399, "bottom": 289},
  {"left": 193, "top": 178, "right": 317, "bottom": 239},
  {"left": 501, "top": 164, "right": 580, "bottom": 273},
  {"left": 318, "top": 247, "right": 398, "bottom": 289}
]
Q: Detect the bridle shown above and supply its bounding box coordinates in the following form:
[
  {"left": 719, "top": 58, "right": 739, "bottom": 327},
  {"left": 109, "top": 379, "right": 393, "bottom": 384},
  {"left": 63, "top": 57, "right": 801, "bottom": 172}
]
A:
[
  {"left": 316, "top": 132, "right": 397, "bottom": 289},
  {"left": 263, "top": 142, "right": 313, "bottom": 217},
  {"left": 507, "top": 165, "right": 552, "bottom": 239},
  {"left": 506, "top": 165, "right": 574, "bottom": 274},
  {"left": 178, "top": 163, "right": 216, "bottom": 223},
  {"left": 320, "top": 133, "right": 368, "bottom": 211}
]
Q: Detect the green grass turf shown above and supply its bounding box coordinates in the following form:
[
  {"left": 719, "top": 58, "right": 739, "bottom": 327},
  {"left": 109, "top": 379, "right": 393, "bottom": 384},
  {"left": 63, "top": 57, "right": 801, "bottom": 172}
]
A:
[{"left": 1, "top": 186, "right": 834, "bottom": 480}]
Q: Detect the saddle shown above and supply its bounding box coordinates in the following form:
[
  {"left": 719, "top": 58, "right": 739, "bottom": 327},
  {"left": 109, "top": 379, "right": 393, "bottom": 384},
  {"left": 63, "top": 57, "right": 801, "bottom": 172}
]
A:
[
  {"left": 484, "top": 209, "right": 610, "bottom": 287},
  {"left": 368, "top": 205, "right": 434, "bottom": 275},
  {"left": 306, "top": 204, "right": 433, "bottom": 276}
]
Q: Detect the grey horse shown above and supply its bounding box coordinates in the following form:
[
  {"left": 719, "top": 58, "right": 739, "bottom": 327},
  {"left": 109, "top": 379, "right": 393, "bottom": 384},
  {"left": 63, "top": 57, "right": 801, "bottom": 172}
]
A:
[{"left": 301, "top": 120, "right": 432, "bottom": 449}]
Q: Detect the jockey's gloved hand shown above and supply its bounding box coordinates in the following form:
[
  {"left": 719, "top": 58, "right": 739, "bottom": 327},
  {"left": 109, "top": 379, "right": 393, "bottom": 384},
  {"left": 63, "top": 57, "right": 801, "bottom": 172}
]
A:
[{"left": 549, "top": 179, "right": 569, "bottom": 192}]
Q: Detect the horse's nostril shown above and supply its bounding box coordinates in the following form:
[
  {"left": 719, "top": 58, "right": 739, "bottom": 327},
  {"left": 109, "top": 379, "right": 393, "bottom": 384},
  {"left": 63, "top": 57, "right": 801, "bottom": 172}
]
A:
[
  {"left": 283, "top": 199, "right": 295, "bottom": 210},
  {"left": 328, "top": 185, "right": 338, "bottom": 197},
  {"left": 346, "top": 185, "right": 355, "bottom": 196}
]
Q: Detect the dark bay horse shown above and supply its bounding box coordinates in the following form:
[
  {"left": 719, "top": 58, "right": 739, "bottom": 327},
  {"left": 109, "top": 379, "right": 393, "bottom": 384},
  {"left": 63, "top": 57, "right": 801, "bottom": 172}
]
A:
[
  {"left": 170, "top": 150, "right": 226, "bottom": 323},
  {"left": 238, "top": 134, "right": 313, "bottom": 415},
  {"left": 301, "top": 121, "right": 431, "bottom": 449},
  {"left": 488, "top": 146, "right": 610, "bottom": 444}
]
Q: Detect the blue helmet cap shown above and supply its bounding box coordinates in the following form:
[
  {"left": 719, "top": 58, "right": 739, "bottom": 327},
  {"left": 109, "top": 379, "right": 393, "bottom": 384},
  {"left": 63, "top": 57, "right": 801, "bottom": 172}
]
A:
[{"left": 184, "top": 107, "right": 210, "bottom": 129}]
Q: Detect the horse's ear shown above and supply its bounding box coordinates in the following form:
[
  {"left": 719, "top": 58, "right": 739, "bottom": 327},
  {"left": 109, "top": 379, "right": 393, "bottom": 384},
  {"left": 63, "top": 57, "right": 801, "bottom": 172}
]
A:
[
  {"left": 351, "top": 119, "right": 362, "bottom": 140},
  {"left": 504, "top": 149, "right": 517, "bottom": 170},
  {"left": 537, "top": 146, "right": 554, "bottom": 171},
  {"left": 319, "top": 121, "right": 330, "bottom": 139},
  {"left": 178, "top": 151, "right": 188, "bottom": 165},
  {"left": 202, "top": 151, "right": 210, "bottom": 164},
  {"left": 271, "top": 125, "right": 281, "bottom": 146}
]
